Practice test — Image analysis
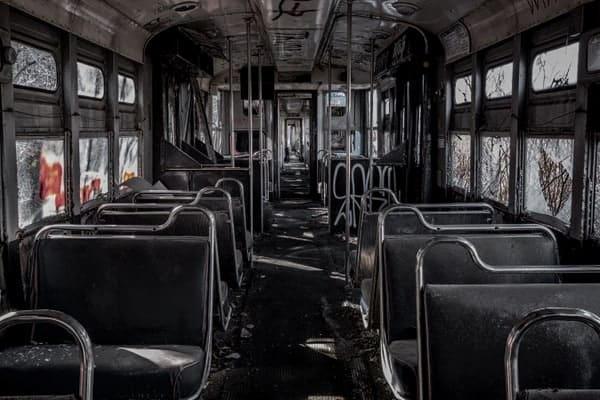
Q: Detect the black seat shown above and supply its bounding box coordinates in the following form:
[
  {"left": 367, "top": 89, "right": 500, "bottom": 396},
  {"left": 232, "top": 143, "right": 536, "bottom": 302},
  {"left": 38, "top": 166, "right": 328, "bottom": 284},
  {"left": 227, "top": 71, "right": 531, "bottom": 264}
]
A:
[
  {"left": 95, "top": 204, "right": 235, "bottom": 328},
  {"left": 358, "top": 204, "right": 495, "bottom": 327},
  {"left": 381, "top": 231, "right": 558, "bottom": 399},
  {"left": 0, "top": 231, "right": 214, "bottom": 399},
  {"left": 424, "top": 284, "right": 600, "bottom": 400}
]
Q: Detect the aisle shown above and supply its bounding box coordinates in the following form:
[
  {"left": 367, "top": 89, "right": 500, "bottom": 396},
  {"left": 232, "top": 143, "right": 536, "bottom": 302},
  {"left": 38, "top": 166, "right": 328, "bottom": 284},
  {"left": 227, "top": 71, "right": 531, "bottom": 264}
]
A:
[{"left": 204, "top": 175, "right": 393, "bottom": 399}]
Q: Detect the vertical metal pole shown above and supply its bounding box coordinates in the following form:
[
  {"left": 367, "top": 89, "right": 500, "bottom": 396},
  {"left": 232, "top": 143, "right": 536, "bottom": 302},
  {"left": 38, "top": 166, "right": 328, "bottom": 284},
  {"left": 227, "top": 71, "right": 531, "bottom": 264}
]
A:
[
  {"left": 345, "top": 1, "right": 353, "bottom": 283},
  {"left": 368, "top": 38, "right": 375, "bottom": 190},
  {"left": 327, "top": 49, "right": 333, "bottom": 234},
  {"left": 258, "top": 46, "right": 264, "bottom": 233},
  {"left": 247, "top": 20, "right": 254, "bottom": 243},
  {"left": 228, "top": 37, "right": 235, "bottom": 167}
]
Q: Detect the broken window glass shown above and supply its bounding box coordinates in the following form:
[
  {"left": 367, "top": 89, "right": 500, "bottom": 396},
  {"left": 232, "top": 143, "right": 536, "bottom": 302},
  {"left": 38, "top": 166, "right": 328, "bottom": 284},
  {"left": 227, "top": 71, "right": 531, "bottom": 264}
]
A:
[
  {"left": 77, "top": 61, "right": 104, "bottom": 99},
  {"left": 11, "top": 41, "right": 57, "bottom": 91},
  {"left": 525, "top": 137, "right": 573, "bottom": 222},
  {"left": 119, "top": 136, "right": 139, "bottom": 183},
  {"left": 454, "top": 75, "right": 472, "bottom": 105},
  {"left": 485, "top": 63, "right": 513, "bottom": 99},
  {"left": 532, "top": 43, "right": 579, "bottom": 92},
  {"left": 80, "top": 137, "right": 109, "bottom": 204},
  {"left": 588, "top": 34, "right": 600, "bottom": 72},
  {"left": 118, "top": 74, "right": 135, "bottom": 104},
  {"left": 16, "top": 139, "right": 65, "bottom": 227},
  {"left": 480, "top": 135, "right": 510, "bottom": 204},
  {"left": 449, "top": 132, "right": 471, "bottom": 191},
  {"left": 594, "top": 141, "right": 600, "bottom": 237}
]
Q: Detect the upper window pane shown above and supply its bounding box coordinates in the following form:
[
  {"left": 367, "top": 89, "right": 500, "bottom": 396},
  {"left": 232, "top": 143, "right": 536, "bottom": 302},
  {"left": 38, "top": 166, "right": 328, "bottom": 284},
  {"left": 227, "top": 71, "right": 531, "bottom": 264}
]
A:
[
  {"left": 588, "top": 34, "right": 600, "bottom": 72},
  {"left": 531, "top": 42, "right": 579, "bottom": 92},
  {"left": 485, "top": 63, "right": 513, "bottom": 99},
  {"left": 16, "top": 139, "right": 65, "bottom": 227},
  {"left": 118, "top": 74, "right": 136, "bottom": 104},
  {"left": 454, "top": 75, "right": 472, "bottom": 105},
  {"left": 12, "top": 41, "right": 58, "bottom": 91},
  {"left": 80, "top": 138, "right": 109, "bottom": 204},
  {"left": 77, "top": 62, "right": 104, "bottom": 99}
]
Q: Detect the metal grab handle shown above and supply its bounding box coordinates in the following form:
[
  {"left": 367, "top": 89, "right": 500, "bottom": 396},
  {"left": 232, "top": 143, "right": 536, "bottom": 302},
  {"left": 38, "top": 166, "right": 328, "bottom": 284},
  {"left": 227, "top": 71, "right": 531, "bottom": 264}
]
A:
[
  {"left": 505, "top": 308, "right": 600, "bottom": 400},
  {"left": 36, "top": 205, "right": 215, "bottom": 240},
  {"left": 0, "top": 309, "right": 94, "bottom": 400},
  {"left": 194, "top": 187, "right": 233, "bottom": 205},
  {"left": 132, "top": 190, "right": 197, "bottom": 203},
  {"left": 378, "top": 205, "right": 556, "bottom": 247},
  {"left": 407, "top": 202, "right": 495, "bottom": 217}
]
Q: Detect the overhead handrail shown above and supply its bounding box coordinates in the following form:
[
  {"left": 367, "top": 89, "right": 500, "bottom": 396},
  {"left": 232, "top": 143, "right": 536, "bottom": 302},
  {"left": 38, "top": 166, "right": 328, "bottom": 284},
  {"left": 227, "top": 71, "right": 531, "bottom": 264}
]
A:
[
  {"left": 505, "top": 308, "right": 600, "bottom": 400},
  {"left": 415, "top": 237, "right": 600, "bottom": 400},
  {"left": 0, "top": 309, "right": 95, "bottom": 400}
]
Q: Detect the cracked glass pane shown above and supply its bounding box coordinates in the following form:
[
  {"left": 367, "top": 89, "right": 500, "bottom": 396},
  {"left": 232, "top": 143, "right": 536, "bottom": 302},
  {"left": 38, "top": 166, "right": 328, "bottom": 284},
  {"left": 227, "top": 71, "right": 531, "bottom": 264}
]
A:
[
  {"left": 595, "top": 142, "right": 600, "bottom": 237},
  {"left": 532, "top": 43, "right": 579, "bottom": 92},
  {"left": 12, "top": 41, "right": 57, "bottom": 91},
  {"left": 480, "top": 136, "right": 510, "bottom": 204},
  {"left": 80, "top": 138, "right": 109, "bottom": 204},
  {"left": 449, "top": 133, "right": 471, "bottom": 191},
  {"left": 16, "top": 139, "right": 65, "bottom": 227},
  {"left": 77, "top": 61, "right": 104, "bottom": 99},
  {"left": 485, "top": 63, "right": 513, "bottom": 99},
  {"left": 454, "top": 75, "right": 472, "bottom": 105},
  {"left": 119, "top": 136, "right": 139, "bottom": 183},
  {"left": 118, "top": 74, "right": 135, "bottom": 104},
  {"left": 525, "top": 137, "right": 573, "bottom": 222}
]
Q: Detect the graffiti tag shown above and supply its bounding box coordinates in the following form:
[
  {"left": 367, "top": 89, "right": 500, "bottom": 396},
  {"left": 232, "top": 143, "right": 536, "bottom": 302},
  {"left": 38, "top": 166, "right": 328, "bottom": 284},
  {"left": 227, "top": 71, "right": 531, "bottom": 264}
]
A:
[{"left": 272, "top": 0, "right": 317, "bottom": 21}]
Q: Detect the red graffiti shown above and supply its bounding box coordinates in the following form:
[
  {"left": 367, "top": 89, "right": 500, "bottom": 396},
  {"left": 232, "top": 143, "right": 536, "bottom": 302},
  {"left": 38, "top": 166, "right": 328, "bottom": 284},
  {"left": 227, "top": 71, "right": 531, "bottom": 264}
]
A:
[
  {"left": 39, "top": 155, "right": 65, "bottom": 210},
  {"left": 80, "top": 178, "right": 102, "bottom": 203}
]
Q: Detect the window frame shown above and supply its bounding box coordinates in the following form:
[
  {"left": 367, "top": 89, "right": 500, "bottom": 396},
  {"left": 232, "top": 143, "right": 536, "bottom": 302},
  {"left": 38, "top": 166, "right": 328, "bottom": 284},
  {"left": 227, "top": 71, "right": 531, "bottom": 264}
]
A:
[
  {"left": 76, "top": 59, "right": 106, "bottom": 101},
  {"left": 117, "top": 72, "right": 136, "bottom": 105},
  {"left": 453, "top": 74, "right": 473, "bottom": 106},
  {"left": 530, "top": 40, "right": 580, "bottom": 95},
  {"left": 484, "top": 61, "right": 514, "bottom": 101}
]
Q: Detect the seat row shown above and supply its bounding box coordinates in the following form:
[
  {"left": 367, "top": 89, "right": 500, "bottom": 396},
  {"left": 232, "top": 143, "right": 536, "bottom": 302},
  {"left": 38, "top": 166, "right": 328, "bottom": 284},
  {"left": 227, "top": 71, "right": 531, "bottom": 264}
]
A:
[
  {"left": 349, "top": 189, "right": 600, "bottom": 400},
  {"left": 0, "top": 177, "right": 254, "bottom": 399}
]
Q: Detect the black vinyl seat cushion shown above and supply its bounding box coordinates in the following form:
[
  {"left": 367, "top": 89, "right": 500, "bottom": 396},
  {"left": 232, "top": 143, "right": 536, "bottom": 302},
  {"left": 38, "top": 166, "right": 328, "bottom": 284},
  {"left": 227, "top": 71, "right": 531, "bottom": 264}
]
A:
[
  {"left": 388, "top": 340, "right": 418, "bottom": 398},
  {"left": 0, "top": 344, "right": 205, "bottom": 399},
  {"left": 517, "top": 390, "right": 600, "bottom": 400}
]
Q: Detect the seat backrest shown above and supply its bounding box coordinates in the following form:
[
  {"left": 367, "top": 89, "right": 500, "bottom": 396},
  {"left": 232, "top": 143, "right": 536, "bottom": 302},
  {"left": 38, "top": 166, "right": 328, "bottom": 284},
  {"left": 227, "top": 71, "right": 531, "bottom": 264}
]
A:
[
  {"left": 97, "top": 206, "right": 239, "bottom": 287},
  {"left": 425, "top": 284, "right": 600, "bottom": 400},
  {"left": 382, "top": 233, "right": 558, "bottom": 341},
  {"left": 33, "top": 235, "right": 211, "bottom": 346},
  {"left": 356, "top": 207, "right": 493, "bottom": 283}
]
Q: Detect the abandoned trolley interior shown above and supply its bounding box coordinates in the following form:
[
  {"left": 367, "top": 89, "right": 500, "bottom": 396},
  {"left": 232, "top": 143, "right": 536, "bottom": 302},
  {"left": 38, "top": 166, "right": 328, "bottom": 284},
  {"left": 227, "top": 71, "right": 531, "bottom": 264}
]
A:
[{"left": 3, "top": 0, "right": 600, "bottom": 399}]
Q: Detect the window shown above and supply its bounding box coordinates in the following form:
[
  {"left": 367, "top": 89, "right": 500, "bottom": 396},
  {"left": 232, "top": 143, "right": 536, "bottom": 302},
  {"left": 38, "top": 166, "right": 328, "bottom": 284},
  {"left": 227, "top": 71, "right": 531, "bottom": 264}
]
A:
[
  {"left": 531, "top": 42, "right": 579, "bottom": 92},
  {"left": 79, "top": 138, "right": 109, "bottom": 204},
  {"left": 486, "top": 63, "right": 513, "bottom": 99},
  {"left": 480, "top": 135, "right": 510, "bottom": 204},
  {"left": 588, "top": 34, "right": 600, "bottom": 72},
  {"left": 118, "top": 74, "right": 136, "bottom": 104},
  {"left": 525, "top": 137, "right": 573, "bottom": 222},
  {"left": 119, "top": 136, "right": 139, "bottom": 183},
  {"left": 11, "top": 41, "right": 57, "bottom": 91},
  {"left": 454, "top": 75, "right": 472, "bottom": 105},
  {"left": 449, "top": 132, "right": 471, "bottom": 191},
  {"left": 16, "top": 139, "right": 65, "bottom": 227},
  {"left": 77, "top": 61, "right": 104, "bottom": 99}
]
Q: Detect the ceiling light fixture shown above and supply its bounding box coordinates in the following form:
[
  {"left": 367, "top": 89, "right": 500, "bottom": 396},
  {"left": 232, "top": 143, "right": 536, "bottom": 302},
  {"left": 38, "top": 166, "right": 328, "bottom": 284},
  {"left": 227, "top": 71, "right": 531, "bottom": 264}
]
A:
[
  {"left": 388, "top": 1, "right": 420, "bottom": 17},
  {"left": 172, "top": 1, "right": 197, "bottom": 14}
]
